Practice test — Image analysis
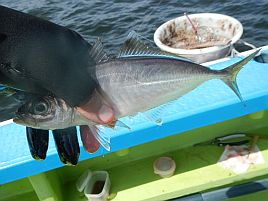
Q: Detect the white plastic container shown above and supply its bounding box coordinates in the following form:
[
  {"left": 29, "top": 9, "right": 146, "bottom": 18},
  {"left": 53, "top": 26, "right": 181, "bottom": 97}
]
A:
[
  {"left": 76, "top": 169, "right": 92, "bottom": 193},
  {"left": 154, "top": 13, "right": 243, "bottom": 63},
  {"left": 153, "top": 157, "right": 176, "bottom": 178},
  {"left": 76, "top": 170, "right": 111, "bottom": 201}
]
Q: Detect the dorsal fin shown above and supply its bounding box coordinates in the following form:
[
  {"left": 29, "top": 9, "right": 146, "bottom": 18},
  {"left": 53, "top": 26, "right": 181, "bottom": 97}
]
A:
[
  {"left": 118, "top": 31, "right": 193, "bottom": 62},
  {"left": 89, "top": 38, "right": 110, "bottom": 64}
]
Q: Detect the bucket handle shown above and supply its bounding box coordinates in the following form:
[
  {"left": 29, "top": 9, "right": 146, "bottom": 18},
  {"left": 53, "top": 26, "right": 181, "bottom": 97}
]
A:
[{"left": 231, "top": 39, "right": 257, "bottom": 57}]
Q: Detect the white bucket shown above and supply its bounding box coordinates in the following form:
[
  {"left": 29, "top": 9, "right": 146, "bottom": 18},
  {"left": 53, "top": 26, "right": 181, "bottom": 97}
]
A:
[{"left": 154, "top": 13, "right": 243, "bottom": 63}]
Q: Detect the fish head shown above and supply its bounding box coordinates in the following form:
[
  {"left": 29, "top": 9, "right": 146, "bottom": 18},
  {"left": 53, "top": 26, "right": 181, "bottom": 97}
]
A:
[{"left": 14, "top": 95, "right": 80, "bottom": 130}]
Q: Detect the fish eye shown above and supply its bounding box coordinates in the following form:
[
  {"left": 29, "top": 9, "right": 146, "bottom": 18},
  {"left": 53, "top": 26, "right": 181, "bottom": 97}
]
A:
[{"left": 33, "top": 102, "right": 48, "bottom": 114}]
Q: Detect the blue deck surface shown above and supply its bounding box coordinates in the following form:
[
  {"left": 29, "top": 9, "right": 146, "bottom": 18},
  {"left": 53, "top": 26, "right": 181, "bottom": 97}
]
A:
[{"left": 1, "top": 48, "right": 268, "bottom": 184}]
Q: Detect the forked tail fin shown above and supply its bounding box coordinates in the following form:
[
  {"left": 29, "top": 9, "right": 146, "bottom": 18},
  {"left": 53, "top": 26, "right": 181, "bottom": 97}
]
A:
[{"left": 220, "top": 49, "right": 261, "bottom": 102}]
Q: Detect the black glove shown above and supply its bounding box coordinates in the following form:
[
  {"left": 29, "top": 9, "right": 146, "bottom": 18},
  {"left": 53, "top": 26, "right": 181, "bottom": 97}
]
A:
[
  {"left": 0, "top": 5, "right": 97, "bottom": 107},
  {"left": 0, "top": 6, "right": 115, "bottom": 127},
  {"left": 26, "top": 127, "right": 49, "bottom": 160},
  {"left": 26, "top": 127, "right": 80, "bottom": 165},
  {"left": 0, "top": 5, "right": 102, "bottom": 165},
  {"left": 52, "top": 127, "right": 80, "bottom": 165}
]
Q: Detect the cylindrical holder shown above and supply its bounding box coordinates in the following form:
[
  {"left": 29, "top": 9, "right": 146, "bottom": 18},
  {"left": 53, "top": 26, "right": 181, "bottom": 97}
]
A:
[
  {"left": 84, "top": 171, "right": 111, "bottom": 201},
  {"left": 153, "top": 157, "right": 176, "bottom": 178},
  {"left": 76, "top": 169, "right": 92, "bottom": 193}
]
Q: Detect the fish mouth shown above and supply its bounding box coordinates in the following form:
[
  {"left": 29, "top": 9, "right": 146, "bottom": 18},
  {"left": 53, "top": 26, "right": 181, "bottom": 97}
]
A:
[
  {"left": 13, "top": 113, "right": 37, "bottom": 127},
  {"left": 13, "top": 115, "right": 26, "bottom": 124},
  {"left": 13, "top": 117, "right": 26, "bottom": 125}
]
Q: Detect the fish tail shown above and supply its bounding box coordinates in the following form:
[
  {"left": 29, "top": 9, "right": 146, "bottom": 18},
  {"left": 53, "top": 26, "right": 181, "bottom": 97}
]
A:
[{"left": 220, "top": 49, "right": 261, "bottom": 102}]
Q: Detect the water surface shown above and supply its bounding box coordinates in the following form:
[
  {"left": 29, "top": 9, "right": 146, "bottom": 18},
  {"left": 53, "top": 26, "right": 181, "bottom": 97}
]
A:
[{"left": 1, "top": 0, "right": 267, "bottom": 53}]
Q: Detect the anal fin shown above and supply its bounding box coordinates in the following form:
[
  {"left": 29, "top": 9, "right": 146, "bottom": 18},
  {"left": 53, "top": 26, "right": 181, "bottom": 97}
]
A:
[
  {"left": 142, "top": 111, "right": 163, "bottom": 126},
  {"left": 141, "top": 99, "right": 179, "bottom": 126}
]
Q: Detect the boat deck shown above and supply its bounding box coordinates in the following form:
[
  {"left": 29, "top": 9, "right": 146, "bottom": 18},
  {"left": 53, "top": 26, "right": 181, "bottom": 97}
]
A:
[{"left": 1, "top": 47, "right": 268, "bottom": 200}]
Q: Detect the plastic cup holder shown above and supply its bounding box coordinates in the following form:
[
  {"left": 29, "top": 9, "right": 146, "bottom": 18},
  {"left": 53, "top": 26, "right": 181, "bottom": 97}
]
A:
[
  {"left": 153, "top": 157, "right": 176, "bottom": 178},
  {"left": 76, "top": 170, "right": 111, "bottom": 201}
]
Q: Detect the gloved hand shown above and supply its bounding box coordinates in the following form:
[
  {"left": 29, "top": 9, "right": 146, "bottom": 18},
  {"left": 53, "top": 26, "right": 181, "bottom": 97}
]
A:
[
  {"left": 0, "top": 5, "right": 96, "bottom": 107},
  {"left": 0, "top": 6, "right": 115, "bottom": 157},
  {"left": 0, "top": 5, "right": 115, "bottom": 124},
  {"left": 26, "top": 125, "right": 101, "bottom": 165},
  {"left": 0, "top": 5, "right": 115, "bottom": 165},
  {"left": 26, "top": 127, "right": 80, "bottom": 166}
]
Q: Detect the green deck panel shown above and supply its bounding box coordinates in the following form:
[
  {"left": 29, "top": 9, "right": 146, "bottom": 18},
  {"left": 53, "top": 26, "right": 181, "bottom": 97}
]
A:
[
  {"left": 1, "top": 110, "right": 268, "bottom": 201},
  {"left": 59, "top": 111, "right": 268, "bottom": 201},
  {"left": 28, "top": 172, "right": 63, "bottom": 201},
  {"left": 0, "top": 178, "right": 36, "bottom": 201},
  {"left": 61, "top": 140, "right": 268, "bottom": 201},
  {"left": 1, "top": 192, "right": 39, "bottom": 201},
  {"left": 107, "top": 140, "right": 268, "bottom": 201},
  {"left": 56, "top": 110, "right": 268, "bottom": 184}
]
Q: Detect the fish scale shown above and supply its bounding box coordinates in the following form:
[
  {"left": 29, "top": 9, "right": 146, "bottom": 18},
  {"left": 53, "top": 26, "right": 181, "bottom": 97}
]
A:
[{"left": 96, "top": 58, "right": 222, "bottom": 117}]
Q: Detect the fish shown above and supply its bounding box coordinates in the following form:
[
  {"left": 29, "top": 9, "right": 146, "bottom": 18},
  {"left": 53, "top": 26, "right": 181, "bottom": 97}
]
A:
[{"left": 14, "top": 32, "right": 261, "bottom": 151}]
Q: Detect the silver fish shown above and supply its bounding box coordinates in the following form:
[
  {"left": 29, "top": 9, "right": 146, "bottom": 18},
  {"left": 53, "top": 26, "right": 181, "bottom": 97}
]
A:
[
  {"left": 14, "top": 32, "right": 261, "bottom": 150},
  {"left": 95, "top": 34, "right": 259, "bottom": 119}
]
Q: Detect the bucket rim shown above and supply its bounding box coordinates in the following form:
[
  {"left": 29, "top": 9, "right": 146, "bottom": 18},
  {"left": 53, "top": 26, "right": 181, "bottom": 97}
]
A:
[{"left": 154, "top": 13, "right": 243, "bottom": 55}]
